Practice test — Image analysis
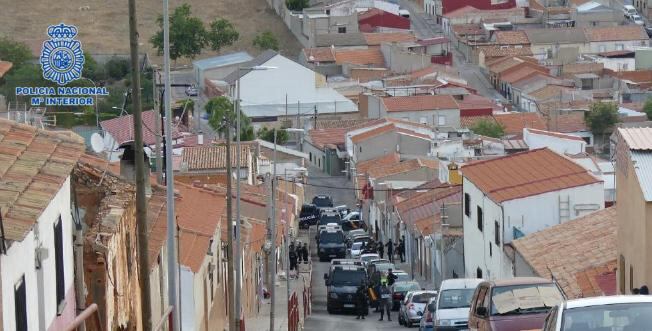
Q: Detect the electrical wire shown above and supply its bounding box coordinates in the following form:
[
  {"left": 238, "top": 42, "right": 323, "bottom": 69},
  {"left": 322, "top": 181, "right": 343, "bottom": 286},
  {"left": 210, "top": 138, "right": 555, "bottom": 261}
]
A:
[{"left": 301, "top": 181, "right": 448, "bottom": 192}]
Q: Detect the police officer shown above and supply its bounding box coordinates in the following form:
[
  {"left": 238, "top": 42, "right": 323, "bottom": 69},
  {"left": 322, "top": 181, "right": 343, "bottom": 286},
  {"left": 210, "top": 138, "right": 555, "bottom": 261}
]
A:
[
  {"left": 378, "top": 282, "right": 392, "bottom": 321},
  {"left": 355, "top": 282, "right": 368, "bottom": 320},
  {"left": 377, "top": 241, "right": 384, "bottom": 259},
  {"left": 301, "top": 242, "right": 309, "bottom": 263}
]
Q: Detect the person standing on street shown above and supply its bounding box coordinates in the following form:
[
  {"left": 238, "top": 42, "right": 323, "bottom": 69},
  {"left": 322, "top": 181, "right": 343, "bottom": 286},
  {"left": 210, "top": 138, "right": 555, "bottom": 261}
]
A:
[
  {"left": 386, "top": 239, "right": 394, "bottom": 263},
  {"left": 301, "top": 242, "right": 309, "bottom": 264},
  {"left": 289, "top": 246, "right": 298, "bottom": 279},
  {"left": 387, "top": 269, "right": 398, "bottom": 287},
  {"left": 378, "top": 282, "right": 392, "bottom": 321},
  {"left": 355, "top": 282, "right": 368, "bottom": 320},
  {"left": 296, "top": 243, "right": 303, "bottom": 264},
  {"left": 398, "top": 238, "right": 405, "bottom": 263},
  {"left": 377, "top": 241, "right": 384, "bottom": 259}
]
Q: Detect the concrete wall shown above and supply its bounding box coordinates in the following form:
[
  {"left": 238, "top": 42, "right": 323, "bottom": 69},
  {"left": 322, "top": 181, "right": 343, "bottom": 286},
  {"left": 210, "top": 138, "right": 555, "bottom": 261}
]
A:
[
  {"left": 523, "top": 130, "right": 587, "bottom": 154},
  {"left": 303, "top": 141, "right": 327, "bottom": 170},
  {"left": 354, "top": 131, "right": 400, "bottom": 162},
  {"left": 1, "top": 177, "right": 76, "bottom": 331},
  {"left": 380, "top": 43, "right": 433, "bottom": 74},
  {"left": 589, "top": 40, "right": 650, "bottom": 54},
  {"left": 386, "top": 109, "right": 461, "bottom": 130}
]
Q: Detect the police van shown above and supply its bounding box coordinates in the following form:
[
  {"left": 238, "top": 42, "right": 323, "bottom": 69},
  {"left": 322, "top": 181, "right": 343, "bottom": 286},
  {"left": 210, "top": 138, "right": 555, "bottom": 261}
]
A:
[{"left": 324, "top": 260, "right": 367, "bottom": 314}]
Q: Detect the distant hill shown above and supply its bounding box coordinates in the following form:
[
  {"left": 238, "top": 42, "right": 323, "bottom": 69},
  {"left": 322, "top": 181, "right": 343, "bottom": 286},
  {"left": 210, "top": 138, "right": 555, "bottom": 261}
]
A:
[{"left": 0, "top": 0, "right": 302, "bottom": 65}]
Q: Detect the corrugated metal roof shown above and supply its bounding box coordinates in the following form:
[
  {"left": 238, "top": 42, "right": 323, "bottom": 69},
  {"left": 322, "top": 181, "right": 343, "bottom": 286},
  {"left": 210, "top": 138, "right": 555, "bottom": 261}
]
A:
[
  {"left": 619, "top": 127, "right": 652, "bottom": 151},
  {"left": 631, "top": 151, "right": 652, "bottom": 201}
]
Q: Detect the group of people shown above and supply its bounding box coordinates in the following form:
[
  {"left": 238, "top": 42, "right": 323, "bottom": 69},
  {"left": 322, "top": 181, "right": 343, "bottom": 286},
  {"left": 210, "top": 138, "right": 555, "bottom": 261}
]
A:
[
  {"left": 288, "top": 242, "right": 309, "bottom": 278},
  {"left": 360, "top": 237, "right": 406, "bottom": 263},
  {"left": 354, "top": 269, "right": 400, "bottom": 321},
  {"left": 632, "top": 285, "right": 650, "bottom": 295}
]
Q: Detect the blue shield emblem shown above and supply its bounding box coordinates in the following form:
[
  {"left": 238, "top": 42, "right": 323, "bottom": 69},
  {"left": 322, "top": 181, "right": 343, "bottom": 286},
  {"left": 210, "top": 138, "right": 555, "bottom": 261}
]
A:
[{"left": 40, "top": 23, "right": 85, "bottom": 85}]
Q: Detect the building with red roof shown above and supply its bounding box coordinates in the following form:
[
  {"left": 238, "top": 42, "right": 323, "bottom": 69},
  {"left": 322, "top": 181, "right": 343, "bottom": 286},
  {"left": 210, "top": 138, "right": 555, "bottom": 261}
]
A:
[{"left": 358, "top": 8, "right": 410, "bottom": 32}]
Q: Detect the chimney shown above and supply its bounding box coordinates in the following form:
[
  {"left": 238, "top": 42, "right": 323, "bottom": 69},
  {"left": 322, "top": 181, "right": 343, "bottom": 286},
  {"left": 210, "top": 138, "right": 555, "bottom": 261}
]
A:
[{"left": 120, "top": 143, "right": 152, "bottom": 195}]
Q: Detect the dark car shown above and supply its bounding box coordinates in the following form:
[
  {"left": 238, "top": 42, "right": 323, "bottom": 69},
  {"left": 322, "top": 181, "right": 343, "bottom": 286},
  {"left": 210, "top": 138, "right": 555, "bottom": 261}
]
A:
[
  {"left": 391, "top": 281, "right": 421, "bottom": 311},
  {"left": 318, "top": 230, "right": 346, "bottom": 262},
  {"left": 324, "top": 260, "right": 367, "bottom": 314},
  {"left": 299, "top": 204, "right": 320, "bottom": 228},
  {"left": 319, "top": 212, "right": 342, "bottom": 226},
  {"left": 468, "top": 277, "right": 563, "bottom": 331},
  {"left": 340, "top": 219, "right": 367, "bottom": 232},
  {"left": 312, "top": 195, "right": 334, "bottom": 208}
]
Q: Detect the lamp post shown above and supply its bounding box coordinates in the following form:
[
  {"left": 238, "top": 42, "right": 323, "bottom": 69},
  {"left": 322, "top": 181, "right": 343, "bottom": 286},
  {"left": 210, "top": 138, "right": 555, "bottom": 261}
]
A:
[
  {"left": 234, "top": 65, "right": 276, "bottom": 330},
  {"left": 269, "top": 126, "right": 303, "bottom": 331}
]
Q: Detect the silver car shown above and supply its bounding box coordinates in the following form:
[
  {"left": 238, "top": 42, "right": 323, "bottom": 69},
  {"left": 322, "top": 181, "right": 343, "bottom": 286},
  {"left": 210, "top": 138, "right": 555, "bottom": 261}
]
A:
[
  {"left": 399, "top": 290, "right": 438, "bottom": 328},
  {"left": 543, "top": 295, "right": 652, "bottom": 330}
]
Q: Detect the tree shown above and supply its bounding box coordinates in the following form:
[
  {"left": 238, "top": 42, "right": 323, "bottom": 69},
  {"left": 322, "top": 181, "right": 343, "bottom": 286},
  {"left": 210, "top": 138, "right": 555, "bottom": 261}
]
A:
[
  {"left": 0, "top": 36, "right": 32, "bottom": 67},
  {"left": 257, "top": 127, "right": 288, "bottom": 144},
  {"left": 286, "top": 0, "right": 309, "bottom": 11},
  {"left": 207, "top": 19, "right": 239, "bottom": 52},
  {"left": 586, "top": 102, "right": 619, "bottom": 137},
  {"left": 105, "top": 57, "right": 130, "bottom": 81},
  {"left": 151, "top": 4, "right": 206, "bottom": 61},
  {"left": 253, "top": 31, "right": 279, "bottom": 51},
  {"left": 150, "top": 5, "right": 239, "bottom": 61},
  {"left": 83, "top": 51, "right": 107, "bottom": 82},
  {"left": 644, "top": 98, "right": 652, "bottom": 121},
  {"left": 470, "top": 119, "right": 505, "bottom": 138},
  {"left": 206, "top": 96, "right": 254, "bottom": 141},
  {"left": 0, "top": 64, "right": 53, "bottom": 99}
]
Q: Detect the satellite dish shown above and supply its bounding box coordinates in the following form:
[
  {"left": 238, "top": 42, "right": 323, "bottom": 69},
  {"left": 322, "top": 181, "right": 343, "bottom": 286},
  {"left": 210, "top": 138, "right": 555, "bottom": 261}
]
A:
[{"left": 90, "top": 133, "right": 105, "bottom": 153}]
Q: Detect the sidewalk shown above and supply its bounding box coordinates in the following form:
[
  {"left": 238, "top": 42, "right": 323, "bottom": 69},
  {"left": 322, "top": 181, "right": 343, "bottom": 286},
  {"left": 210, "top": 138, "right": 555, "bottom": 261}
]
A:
[
  {"left": 247, "top": 229, "right": 313, "bottom": 330},
  {"left": 394, "top": 259, "right": 438, "bottom": 291}
]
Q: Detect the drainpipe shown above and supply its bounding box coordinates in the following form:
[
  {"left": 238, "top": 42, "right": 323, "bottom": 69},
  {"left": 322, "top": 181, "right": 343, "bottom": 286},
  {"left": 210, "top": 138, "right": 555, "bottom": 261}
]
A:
[{"left": 74, "top": 222, "right": 86, "bottom": 331}]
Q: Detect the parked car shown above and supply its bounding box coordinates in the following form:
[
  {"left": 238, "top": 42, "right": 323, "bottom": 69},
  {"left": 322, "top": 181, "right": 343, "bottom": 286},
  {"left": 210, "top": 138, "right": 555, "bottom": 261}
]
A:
[
  {"left": 399, "top": 290, "right": 438, "bottom": 327},
  {"left": 420, "top": 278, "right": 484, "bottom": 331},
  {"left": 299, "top": 204, "right": 320, "bottom": 228},
  {"left": 318, "top": 229, "right": 346, "bottom": 261},
  {"left": 341, "top": 220, "right": 367, "bottom": 232},
  {"left": 346, "top": 229, "right": 367, "bottom": 245},
  {"left": 542, "top": 295, "right": 652, "bottom": 330},
  {"left": 185, "top": 85, "right": 198, "bottom": 96},
  {"left": 359, "top": 253, "right": 380, "bottom": 266},
  {"left": 348, "top": 242, "right": 364, "bottom": 258},
  {"left": 312, "top": 195, "right": 334, "bottom": 208},
  {"left": 391, "top": 281, "right": 422, "bottom": 310},
  {"left": 631, "top": 14, "right": 645, "bottom": 25},
  {"left": 342, "top": 211, "right": 360, "bottom": 221},
  {"left": 318, "top": 211, "right": 341, "bottom": 226},
  {"left": 350, "top": 234, "right": 371, "bottom": 248},
  {"left": 420, "top": 297, "right": 438, "bottom": 331},
  {"left": 393, "top": 270, "right": 411, "bottom": 283},
  {"left": 468, "top": 277, "right": 563, "bottom": 331},
  {"left": 624, "top": 4, "right": 638, "bottom": 19}
]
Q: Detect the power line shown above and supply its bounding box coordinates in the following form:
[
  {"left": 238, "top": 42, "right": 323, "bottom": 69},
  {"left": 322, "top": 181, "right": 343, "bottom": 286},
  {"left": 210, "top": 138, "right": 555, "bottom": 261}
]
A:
[{"left": 302, "top": 182, "right": 453, "bottom": 192}]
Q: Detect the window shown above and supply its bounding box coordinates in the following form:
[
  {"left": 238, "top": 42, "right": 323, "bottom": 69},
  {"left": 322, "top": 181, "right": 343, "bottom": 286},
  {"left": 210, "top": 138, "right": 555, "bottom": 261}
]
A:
[
  {"left": 619, "top": 255, "right": 626, "bottom": 294},
  {"left": 494, "top": 221, "right": 500, "bottom": 245},
  {"left": 476, "top": 267, "right": 483, "bottom": 279},
  {"left": 54, "top": 216, "right": 65, "bottom": 311},
  {"left": 477, "top": 206, "right": 483, "bottom": 232},
  {"left": 419, "top": 116, "right": 427, "bottom": 125},
  {"left": 630, "top": 265, "right": 634, "bottom": 292},
  {"left": 15, "top": 275, "right": 27, "bottom": 331},
  {"left": 599, "top": 45, "right": 606, "bottom": 52},
  {"left": 543, "top": 306, "right": 559, "bottom": 331},
  {"left": 473, "top": 286, "right": 487, "bottom": 313},
  {"left": 464, "top": 193, "right": 471, "bottom": 217},
  {"left": 338, "top": 26, "right": 346, "bottom": 34},
  {"left": 438, "top": 115, "right": 446, "bottom": 126},
  {"left": 309, "top": 152, "right": 312, "bottom": 162},
  {"left": 616, "top": 44, "right": 624, "bottom": 51},
  {"left": 359, "top": 146, "right": 362, "bottom": 153},
  {"left": 489, "top": 243, "right": 492, "bottom": 257}
]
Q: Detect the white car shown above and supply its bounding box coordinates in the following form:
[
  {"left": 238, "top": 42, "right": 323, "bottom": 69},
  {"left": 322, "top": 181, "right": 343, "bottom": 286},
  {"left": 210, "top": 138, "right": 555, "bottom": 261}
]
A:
[
  {"left": 342, "top": 211, "right": 360, "bottom": 221},
  {"left": 420, "top": 278, "right": 484, "bottom": 331},
  {"left": 359, "top": 253, "right": 379, "bottom": 266},
  {"left": 399, "top": 290, "right": 438, "bottom": 327},
  {"left": 543, "top": 295, "right": 652, "bottom": 330},
  {"left": 348, "top": 242, "right": 364, "bottom": 258},
  {"left": 631, "top": 14, "right": 645, "bottom": 25}
]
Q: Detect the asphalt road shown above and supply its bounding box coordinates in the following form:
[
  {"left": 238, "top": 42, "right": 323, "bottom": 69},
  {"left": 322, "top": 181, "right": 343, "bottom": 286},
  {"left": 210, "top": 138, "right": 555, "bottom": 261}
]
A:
[{"left": 303, "top": 168, "right": 410, "bottom": 330}]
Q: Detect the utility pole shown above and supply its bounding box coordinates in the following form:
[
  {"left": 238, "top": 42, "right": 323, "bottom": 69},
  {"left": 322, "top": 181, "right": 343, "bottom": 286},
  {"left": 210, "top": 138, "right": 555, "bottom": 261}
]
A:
[
  {"left": 313, "top": 105, "right": 317, "bottom": 129},
  {"left": 154, "top": 73, "right": 163, "bottom": 185},
  {"left": 162, "top": 0, "right": 180, "bottom": 328},
  {"left": 225, "top": 124, "right": 236, "bottom": 331},
  {"left": 440, "top": 203, "right": 449, "bottom": 283},
  {"left": 270, "top": 130, "right": 279, "bottom": 331},
  {"left": 128, "top": 0, "right": 151, "bottom": 328},
  {"left": 235, "top": 79, "right": 243, "bottom": 331}
]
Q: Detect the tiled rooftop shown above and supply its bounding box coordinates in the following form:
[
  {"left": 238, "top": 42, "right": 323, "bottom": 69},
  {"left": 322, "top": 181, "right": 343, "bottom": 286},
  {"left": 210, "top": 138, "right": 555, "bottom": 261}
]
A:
[
  {"left": 526, "top": 128, "right": 585, "bottom": 142},
  {"left": 100, "top": 110, "right": 182, "bottom": 146},
  {"left": 382, "top": 95, "right": 459, "bottom": 112},
  {"left": 334, "top": 48, "right": 385, "bottom": 66},
  {"left": 180, "top": 145, "right": 251, "bottom": 171},
  {"left": 303, "top": 48, "right": 336, "bottom": 63},
  {"left": 309, "top": 119, "right": 385, "bottom": 149},
  {"left": 350, "top": 124, "right": 396, "bottom": 144},
  {"left": 495, "top": 31, "right": 530, "bottom": 45},
  {"left": 479, "top": 46, "right": 533, "bottom": 58},
  {"left": 368, "top": 158, "right": 438, "bottom": 179},
  {"left": 585, "top": 26, "right": 648, "bottom": 42},
  {"left": 363, "top": 32, "right": 417, "bottom": 46},
  {"left": 618, "top": 127, "right": 652, "bottom": 151},
  {"left": 461, "top": 148, "right": 601, "bottom": 203},
  {"left": 461, "top": 115, "right": 498, "bottom": 129},
  {"left": 494, "top": 112, "right": 547, "bottom": 136},
  {"left": 512, "top": 207, "right": 616, "bottom": 299},
  {"left": 356, "top": 152, "right": 401, "bottom": 175},
  {"left": 552, "top": 113, "right": 588, "bottom": 133},
  {"left": 0, "top": 119, "right": 85, "bottom": 242}
]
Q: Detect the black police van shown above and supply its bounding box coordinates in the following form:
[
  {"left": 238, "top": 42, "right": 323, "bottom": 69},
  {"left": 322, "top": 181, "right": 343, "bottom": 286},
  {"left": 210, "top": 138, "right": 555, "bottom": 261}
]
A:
[
  {"left": 312, "top": 195, "right": 334, "bottom": 209},
  {"left": 318, "top": 229, "right": 346, "bottom": 261},
  {"left": 324, "top": 259, "right": 367, "bottom": 314},
  {"left": 299, "top": 204, "right": 320, "bottom": 228}
]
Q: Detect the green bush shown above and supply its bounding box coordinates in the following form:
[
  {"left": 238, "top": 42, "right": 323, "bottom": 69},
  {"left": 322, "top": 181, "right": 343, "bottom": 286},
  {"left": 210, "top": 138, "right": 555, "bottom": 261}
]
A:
[{"left": 105, "top": 57, "right": 131, "bottom": 81}]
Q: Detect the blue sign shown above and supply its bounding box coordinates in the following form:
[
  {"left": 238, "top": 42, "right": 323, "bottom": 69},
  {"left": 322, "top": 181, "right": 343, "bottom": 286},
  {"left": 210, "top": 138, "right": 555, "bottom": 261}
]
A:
[{"left": 40, "top": 23, "right": 84, "bottom": 85}]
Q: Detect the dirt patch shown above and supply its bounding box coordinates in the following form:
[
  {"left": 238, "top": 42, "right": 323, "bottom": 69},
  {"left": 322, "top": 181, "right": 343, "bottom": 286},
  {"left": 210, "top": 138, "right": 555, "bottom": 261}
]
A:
[{"left": 0, "top": 0, "right": 302, "bottom": 65}]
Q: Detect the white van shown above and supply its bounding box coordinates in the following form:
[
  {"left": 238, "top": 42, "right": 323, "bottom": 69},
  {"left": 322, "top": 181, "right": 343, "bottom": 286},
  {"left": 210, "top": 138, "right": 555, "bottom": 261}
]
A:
[
  {"left": 623, "top": 5, "right": 638, "bottom": 18},
  {"left": 429, "top": 278, "right": 484, "bottom": 330}
]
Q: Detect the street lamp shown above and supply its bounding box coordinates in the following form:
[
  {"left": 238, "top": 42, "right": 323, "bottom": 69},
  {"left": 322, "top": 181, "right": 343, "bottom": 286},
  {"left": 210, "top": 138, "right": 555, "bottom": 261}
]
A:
[{"left": 232, "top": 65, "right": 277, "bottom": 331}]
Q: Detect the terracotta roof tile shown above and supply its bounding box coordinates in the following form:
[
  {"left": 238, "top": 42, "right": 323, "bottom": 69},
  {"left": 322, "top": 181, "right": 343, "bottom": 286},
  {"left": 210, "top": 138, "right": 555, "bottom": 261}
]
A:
[
  {"left": 479, "top": 46, "right": 533, "bottom": 58},
  {"left": 458, "top": 94, "right": 502, "bottom": 111},
  {"left": 309, "top": 119, "right": 386, "bottom": 149},
  {"left": 496, "top": 31, "right": 530, "bottom": 45},
  {"left": 552, "top": 112, "right": 588, "bottom": 133},
  {"left": 368, "top": 158, "right": 438, "bottom": 179},
  {"left": 461, "top": 148, "right": 601, "bottom": 203},
  {"left": 584, "top": 26, "right": 648, "bottom": 42},
  {"left": 527, "top": 84, "right": 571, "bottom": 100},
  {"left": 350, "top": 123, "right": 396, "bottom": 144},
  {"left": 303, "top": 48, "right": 336, "bottom": 63},
  {"left": 500, "top": 65, "right": 549, "bottom": 84},
  {"left": 335, "top": 48, "right": 385, "bottom": 66},
  {"left": 382, "top": 95, "right": 459, "bottom": 112},
  {"left": 512, "top": 207, "right": 616, "bottom": 299},
  {"left": 461, "top": 115, "right": 498, "bottom": 128},
  {"left": 100, "top": 110, "right": 182, "bottom": 146},
  {"left": 315, "top": 119, "right": 379, "bottom": 129},
  {"left": 561, "top": 62, "right": 604, "bottom": 75},
  {"left": 494, "top": 112, "right": 547, "bottom": 135},
  {"left": 356, "top": 152, "right": 401, "bottom": 175},
  {"left": 0, "top": 61, "right": 13, "bottom": 78},
  {"left": 363, "top": 32, "right": 417, "bottom": 46},
  {"left": 0, "top": 120, "right": 85, "bottom": 242},
  {"left": 180, "top": 145, "right": 251, "bottom": 171}
]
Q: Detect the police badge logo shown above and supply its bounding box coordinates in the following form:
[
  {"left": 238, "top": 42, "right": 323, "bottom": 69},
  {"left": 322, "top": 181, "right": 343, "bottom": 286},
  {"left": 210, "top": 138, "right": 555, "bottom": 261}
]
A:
[{"left": 40, "top": 23, "right": 85, "bottom": 85}]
